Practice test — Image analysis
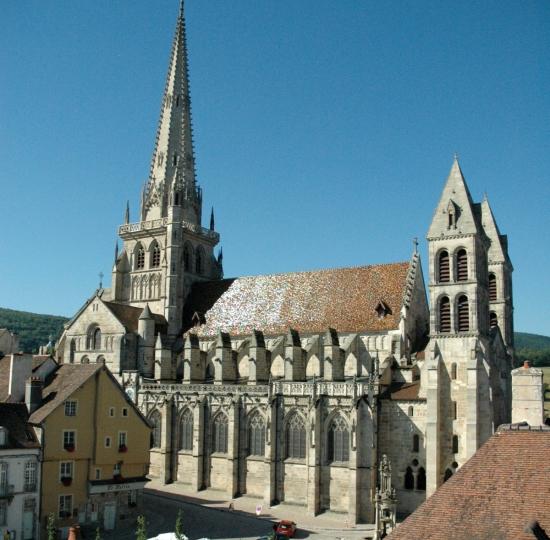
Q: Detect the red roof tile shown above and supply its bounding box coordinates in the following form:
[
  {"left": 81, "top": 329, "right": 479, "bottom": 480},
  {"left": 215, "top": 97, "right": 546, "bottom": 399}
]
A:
[
  {"left": 183, "top": 262, "right": 410, "bottom": 337},
  {"left": 388, "top": 425, "right": 550, "bottom": 540}
]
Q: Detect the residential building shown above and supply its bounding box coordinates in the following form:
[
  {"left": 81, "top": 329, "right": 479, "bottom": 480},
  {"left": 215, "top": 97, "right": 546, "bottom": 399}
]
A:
[
  {"left": 27, "top": 364, "right": 151, "bottom": 536},
  {"left": 0, "top": 403, "right": 41, "bottom": 540}
]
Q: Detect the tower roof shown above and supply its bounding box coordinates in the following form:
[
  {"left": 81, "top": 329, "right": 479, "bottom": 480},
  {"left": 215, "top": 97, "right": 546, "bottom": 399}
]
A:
[
  {"left": 481, "top": 197, "right": 511, "bottom": 265},
  {"left": 142, "top": 0, "right": 198, "bottom": 221},
  {"left": 427, "top": 157, "right": 479, "bottom": 239}
]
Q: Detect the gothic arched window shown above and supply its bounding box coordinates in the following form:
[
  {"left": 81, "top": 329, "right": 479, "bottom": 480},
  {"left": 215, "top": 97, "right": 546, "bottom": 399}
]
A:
[
  {"left": 417, "top": 467, "right": 426, "bottom": 491},
  {"left": 489, "top": 273, "right": 497, "bottom": 301},
  {"left": 92, "top": 328, "right": 102, "bottom": 350},
  {"left": 81, "top": 356, "right": 89, "bottom": 364},
  {"left": 412, "top": 434, "right": 419, "bottom": 453},
  {"left": 136, "top": 244, "right": 145, "bottom": 270},
  {"left": 438, "top": 251, "right": 450, "bottom": 283},
  {"left": 404, "top": 466, "right": 414, "bottom": 490},
  {"left": 452, "top": 435, "right": 459, "bottom": 454},
  {"left": 439, "top": 296, "right": 451, "bottom": 333},
  {"left": 179, "top": 409, "right": 193, "bottom": 451},
  {"left": 489, "top": 311, "right": 498, "bottom": 328},
  {"left": 212, "top": 414, "right": 228, "bottom": 454},
  {"left": 408, "top": 406, "right": 414, "bottom": 417},
  {"left": 327, "top": 415, "right": 349, "bottom": 463},
  {"left": 69, "top": 339, "right": 76, "bottom": 364},
  {"left": 286, "top": 413, "right": 306, "bottom": 460},
  {"left": 149, "top": 410, "right": 162, "bottom": 449},
  {"left": 195, "top": 247, "right": 204, "bottom": 275},
  {"left": 248, "top": 412, "right": 266, "bottom": 457},
  {"left": 451, "top": 362, "right": 457, "bottom": 380},
  {"left": 457, "top": 295, "right": 469, "bottom": 332},
  {"left": 151, "top": 242, "right": 161, "bottom": 268},
  {"left": 456, "top": 249, "right": 468, "bottom": 281},
  {"left": 183, "top": 243, "right": 192, "bottom": 272}
]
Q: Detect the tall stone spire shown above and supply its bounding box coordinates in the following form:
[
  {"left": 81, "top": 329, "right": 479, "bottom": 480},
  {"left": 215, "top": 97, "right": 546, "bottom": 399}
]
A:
[{"left": 142, "top": 0, "right": 201, "bottom": 223}]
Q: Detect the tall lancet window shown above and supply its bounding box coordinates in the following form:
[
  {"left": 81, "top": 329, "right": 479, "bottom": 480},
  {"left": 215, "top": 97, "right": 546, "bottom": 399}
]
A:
[
  {"left": 136, "top": 244, "right": 145, "bottom": 270},
  {"left": 151, "top": 242, "right": 161, "bottom": 268},
  {"left": 456, "top": 249, "right": 468, "bottom": 281},
  {"left": 439, "top": 296, "right": 451, "bottom": 333},
  {"left": 327, "top": 415, "right": 350, "bottom": 463},
  {"left": 248, "top": 412, "right": 266, "bottom": 457},
  {"left": 457, "top": 295, "right": 469, "bottom": 332},
  {"left": 438, "top": 251, "right": 450, "bottom": 283},
  {"left": 488, "top": 273, "right": 497, "bottom": 301},
  {"left": 179, "top": 409, "right": 193, "bottom": 451}
]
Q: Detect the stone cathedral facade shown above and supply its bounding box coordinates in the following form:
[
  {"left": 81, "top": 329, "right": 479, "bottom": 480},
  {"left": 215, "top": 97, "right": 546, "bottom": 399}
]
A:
[{"left": 57, "top": 1, "right": 515, "bottom": 522}]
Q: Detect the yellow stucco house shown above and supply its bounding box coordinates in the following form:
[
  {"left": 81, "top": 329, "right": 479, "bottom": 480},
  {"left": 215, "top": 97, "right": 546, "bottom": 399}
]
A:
[{"left": 27, "top": 363, "right": 150, "bottom": 536}]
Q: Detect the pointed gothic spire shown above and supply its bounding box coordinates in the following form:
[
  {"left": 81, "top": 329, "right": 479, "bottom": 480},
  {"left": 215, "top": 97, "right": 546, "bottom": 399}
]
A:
[
  {"left": 114, "top": 240, "right": 119, "bottom": 265},
  {"left": 210, "top": 206, "right": 215, "bottom": 231},
  {"left": 124, "top": 200, "right": 130, "bottom": 224},
  {"left": 427, "top": 156, "right": 478, "bottom": 238},
  {"left": 142, "top": 0, "right": 199, "bottom": 222}
]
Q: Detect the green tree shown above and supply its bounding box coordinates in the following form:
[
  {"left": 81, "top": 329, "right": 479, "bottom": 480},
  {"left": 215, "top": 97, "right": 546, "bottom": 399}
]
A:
[
  {"left": 46, "top": 514, "right": 56, "bottom": 540},
  {"left": 95, "top": 527, "right": 102, "bottom": 540},
  {"left": 175, "top": 509, "right": 185, "bottom": 540},
  {"left": 136, "top": 515, "right": 147, "bottom": 540}
]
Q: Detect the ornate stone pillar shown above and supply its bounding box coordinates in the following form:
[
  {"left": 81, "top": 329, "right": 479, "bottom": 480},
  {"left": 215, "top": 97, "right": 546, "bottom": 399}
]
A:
[{"left": 306, "top": 389, "right": 321, "bottom": 516}]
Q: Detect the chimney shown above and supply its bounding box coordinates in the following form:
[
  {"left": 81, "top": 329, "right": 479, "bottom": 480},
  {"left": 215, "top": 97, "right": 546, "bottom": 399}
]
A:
[
  {"left": 511, "top": 363, "right": 544, "bottom": 426},
  {"left": 25, "top": 377, "right": 43, "bottom": 414},
  {"left": 8, "top": 353, "right": 33, "bottom": 402}
]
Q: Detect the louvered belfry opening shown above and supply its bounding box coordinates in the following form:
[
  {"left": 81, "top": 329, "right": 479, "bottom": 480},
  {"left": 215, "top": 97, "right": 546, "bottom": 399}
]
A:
[
  {"left": 438, "top": 251, "right": 450, "bottom": 282},
  {"left": 490, "top": 311, "right": 498, "bottom": 328},
  {"left": 439, "top": 296, "right": 451, "bottom": 333},
  {"left": 489, "top": 273, "right": 497, "bottom": 301},
  {"left": 456, "top": 249, "right": 468, "bottom": 281},
  {"left": 457, "top": 295, "right": 469, "bottom": 332}
]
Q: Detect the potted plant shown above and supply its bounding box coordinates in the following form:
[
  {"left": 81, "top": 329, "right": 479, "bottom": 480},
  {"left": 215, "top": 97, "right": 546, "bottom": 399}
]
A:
[
  {"left": 118, "top": 444, "right": 128, "bottom": 453},
  {"left": 61, "top": 476, "right": 72, "bottom": 486}
]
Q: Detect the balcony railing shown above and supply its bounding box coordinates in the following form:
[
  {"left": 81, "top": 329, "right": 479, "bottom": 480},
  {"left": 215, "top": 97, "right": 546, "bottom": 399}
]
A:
[{"left": 24, "top": 483, "right": 36, "bottom": 492}]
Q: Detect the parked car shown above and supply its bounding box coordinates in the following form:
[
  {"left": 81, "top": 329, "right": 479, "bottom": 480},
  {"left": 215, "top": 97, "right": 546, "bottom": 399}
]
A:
[{"left": 275, "top": 520, "right": 297, "bottom": 538}]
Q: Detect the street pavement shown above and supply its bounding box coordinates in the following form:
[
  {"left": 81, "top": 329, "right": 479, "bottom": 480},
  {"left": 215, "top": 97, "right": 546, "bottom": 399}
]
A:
[{"left": 100, "top": 486, "right": 375, "bottom": 540}]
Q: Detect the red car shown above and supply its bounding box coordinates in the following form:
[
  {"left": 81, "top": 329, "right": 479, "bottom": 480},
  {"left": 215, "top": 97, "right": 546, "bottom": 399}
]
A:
[{"left": 275, "top": 520, "right": 297, "bottom": 538}]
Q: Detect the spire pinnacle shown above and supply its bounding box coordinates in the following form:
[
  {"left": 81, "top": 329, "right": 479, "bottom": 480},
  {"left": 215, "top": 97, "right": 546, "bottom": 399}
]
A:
[
  {"left": 210, "top": 206, "right": 215, "bottom": 231},
  {"left": 142, "top": 0, "right": 199, "bottom": 222},
  {"left": 114, "top": 240, "right": 119, "bottom": 265},
  {"left": 124, "top": 200, "right": 130, "bottom": 224}
]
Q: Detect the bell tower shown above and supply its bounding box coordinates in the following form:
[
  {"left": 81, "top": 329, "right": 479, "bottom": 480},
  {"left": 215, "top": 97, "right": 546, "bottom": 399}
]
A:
[{"left": 111, "top": 0, "right": 223, "bottom": 337}]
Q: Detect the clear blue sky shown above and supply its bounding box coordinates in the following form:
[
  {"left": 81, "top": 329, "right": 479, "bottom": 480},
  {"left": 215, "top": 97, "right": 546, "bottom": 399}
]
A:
[{"left": 1, "top": 1, "right": 549, "bottom": 336}]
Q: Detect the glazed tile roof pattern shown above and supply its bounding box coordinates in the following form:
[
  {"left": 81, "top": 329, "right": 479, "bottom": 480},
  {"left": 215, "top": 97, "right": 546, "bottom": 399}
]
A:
[
  {"left": 182, "top": 262, "right": 410, "bottom": 337},
  {"left": 28, "top": 363, "right": 102, "bottom": 424},
  {"left": 0, "top": 403, "right": 40, "bottom": 448},
  {"left": 387, "top": 425, "right": 550, "bottom": 540}
]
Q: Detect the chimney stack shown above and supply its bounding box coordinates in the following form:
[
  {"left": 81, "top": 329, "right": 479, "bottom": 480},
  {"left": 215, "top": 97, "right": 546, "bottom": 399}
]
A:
[
  {"left": 511, "top": 363, "right": 544, "bottom": 426},
  {"left": 25, "top": 377, "right": 43, "bottom": 414}
]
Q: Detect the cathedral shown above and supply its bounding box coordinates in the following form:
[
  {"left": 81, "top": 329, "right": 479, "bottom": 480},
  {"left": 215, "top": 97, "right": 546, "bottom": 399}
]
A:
[{"left": 57, "top": 1, "right": 514, "bottom": 522}]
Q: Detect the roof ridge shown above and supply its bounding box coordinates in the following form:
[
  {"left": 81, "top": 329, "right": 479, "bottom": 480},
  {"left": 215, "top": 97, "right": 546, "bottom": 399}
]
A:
[{"left": 194, "top": 260, "right": 410, "bottom": 284}]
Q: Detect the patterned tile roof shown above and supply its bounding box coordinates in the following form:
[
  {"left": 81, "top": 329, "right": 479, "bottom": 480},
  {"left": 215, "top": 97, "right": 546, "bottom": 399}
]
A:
[
  {"left": 388, "top": 425, "right": 550, "bottom": 540},
  {"left": 183, "top": 262, "right": 410, "bottom": 337}
]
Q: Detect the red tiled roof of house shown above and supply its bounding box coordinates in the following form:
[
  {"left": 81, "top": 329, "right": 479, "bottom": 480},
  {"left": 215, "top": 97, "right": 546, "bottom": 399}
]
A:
[
  {"left": 387, "top": 425, "right": 550, "bottom": 540},
  {"left": 182, "top": 262, "right": 411, "bottom": 337}
]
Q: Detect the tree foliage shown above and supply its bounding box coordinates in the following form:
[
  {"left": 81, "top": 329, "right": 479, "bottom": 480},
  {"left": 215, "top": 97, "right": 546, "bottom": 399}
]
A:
[
  {"left": 0, "top": 307, "right": 68, "bottom": 353},
  {"left": 47, "top": 514, "right": 56, "bottom": 540},
  {"left": 175, "top": 509, "right": 185, "bottom": 540},
  {"left": 136, "top": 515, "right": 147, "bottom": 540}
]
